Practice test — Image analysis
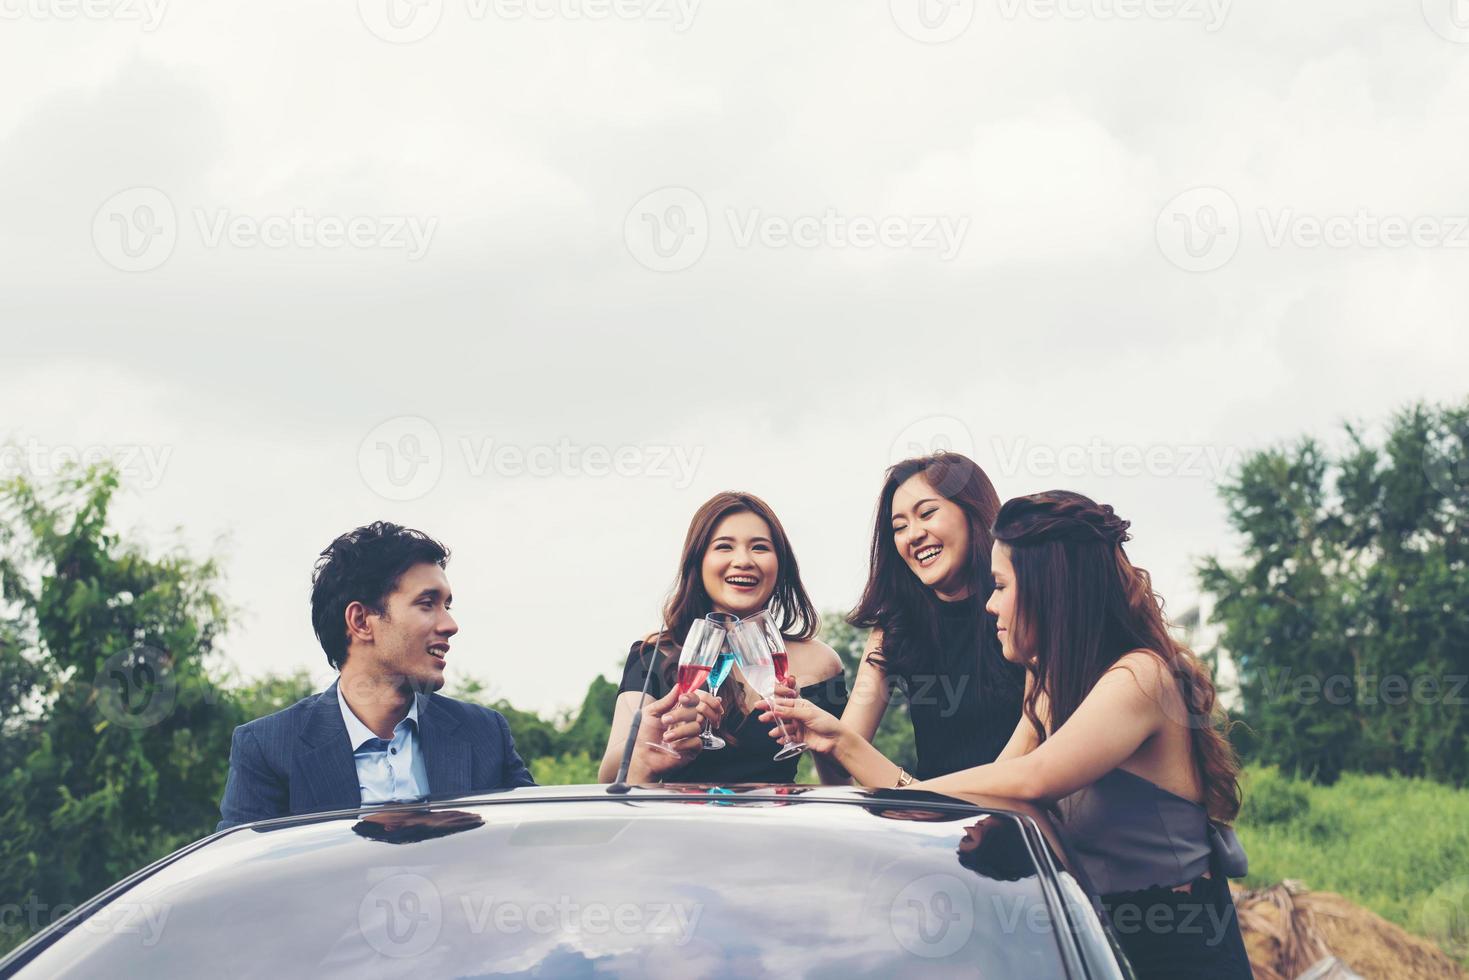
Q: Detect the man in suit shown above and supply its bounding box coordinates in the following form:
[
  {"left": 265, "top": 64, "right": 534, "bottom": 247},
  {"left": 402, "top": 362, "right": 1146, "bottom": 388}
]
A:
[{"left": 217, "top": 522, "right": 535, "bottom": 830}]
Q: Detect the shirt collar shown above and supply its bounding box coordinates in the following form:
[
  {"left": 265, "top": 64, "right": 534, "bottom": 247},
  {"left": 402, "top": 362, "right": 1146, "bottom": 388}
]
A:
[{"left": 336, "top": 682, "right": 419, "bottom": 752}]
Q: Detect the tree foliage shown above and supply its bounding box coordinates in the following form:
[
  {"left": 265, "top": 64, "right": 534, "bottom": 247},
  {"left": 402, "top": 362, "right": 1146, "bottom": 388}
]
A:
[
  {"left": 0, "top": 466, "right": 310, "bottom": 953},
  {"left": 1200, "top": 400, "right": 1469, "bottom": 785}
]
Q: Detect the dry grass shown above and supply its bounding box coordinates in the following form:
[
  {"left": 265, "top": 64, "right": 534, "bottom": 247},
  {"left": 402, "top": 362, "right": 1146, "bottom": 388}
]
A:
[{"left": 1234, "top": 881, "right": 1468, "bottom": 980}]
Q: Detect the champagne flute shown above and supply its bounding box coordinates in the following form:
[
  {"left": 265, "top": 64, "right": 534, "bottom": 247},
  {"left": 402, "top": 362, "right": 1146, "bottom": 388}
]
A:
[
  {"left": 730, "top": 611, "right": 808, "bottom": 761},
  {"left": 699, "top": 613, "right": 741, "bottom": 750},
  {"left": 643, "top": 617, "right": 726, "bottom": 757},
  {"left": 749, "top": 609, "right": 792, "bottom": 686}
]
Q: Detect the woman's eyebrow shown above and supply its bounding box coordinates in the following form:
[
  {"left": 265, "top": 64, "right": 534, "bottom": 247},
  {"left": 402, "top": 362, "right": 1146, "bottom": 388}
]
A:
[{"left": 892, "top": 498, "right": 938, "bottom": 522}]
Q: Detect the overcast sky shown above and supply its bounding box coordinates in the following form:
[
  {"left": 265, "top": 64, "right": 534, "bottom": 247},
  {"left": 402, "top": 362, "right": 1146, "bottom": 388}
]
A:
[{"left": 2, "top": 0, "right": 1466, "bottom": 714}]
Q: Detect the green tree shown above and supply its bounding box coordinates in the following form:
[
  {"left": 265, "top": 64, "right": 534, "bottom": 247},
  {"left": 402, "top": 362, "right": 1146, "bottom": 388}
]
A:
[
  {"left": 450, "top": 673, "right": 617, "bottom": 783},
  {"left": 1200, "top": 400, "right": 1469, "bottom": 785},
  {"left": 0, "top": 466, "right": 309, "bottom": 954}
]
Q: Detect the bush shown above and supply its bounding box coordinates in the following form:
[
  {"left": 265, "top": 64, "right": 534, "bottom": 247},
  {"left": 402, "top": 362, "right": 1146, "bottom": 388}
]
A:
[
  {"left": 531, "top": 751, "right": 600, "bottom": 785},
  {"left": 1240, "top": 766, "right": 1312, "bottom": 825},
  {"left": 1237, "top": 766, "right": 1469, "bottom": 950}
]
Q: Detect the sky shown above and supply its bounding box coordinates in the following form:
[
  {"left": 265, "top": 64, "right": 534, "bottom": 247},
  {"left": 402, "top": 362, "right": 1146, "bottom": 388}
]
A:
[{"left": 1, "top": 0, "right": 1466, "bottom": 715}]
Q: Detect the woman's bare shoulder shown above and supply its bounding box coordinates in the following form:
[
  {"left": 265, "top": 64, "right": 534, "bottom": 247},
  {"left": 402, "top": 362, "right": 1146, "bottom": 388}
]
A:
[
  {"left": 786, "top": 637, "right": 843, "bottom": 680},
  {"left": 1105, "top": 649, "right": 1173, "bottom": 697}
]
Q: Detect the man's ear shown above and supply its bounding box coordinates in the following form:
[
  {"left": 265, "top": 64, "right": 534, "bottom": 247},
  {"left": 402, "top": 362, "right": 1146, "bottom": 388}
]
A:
[{"left": 344, "top": 601, "right": 375, "bottom": 645}]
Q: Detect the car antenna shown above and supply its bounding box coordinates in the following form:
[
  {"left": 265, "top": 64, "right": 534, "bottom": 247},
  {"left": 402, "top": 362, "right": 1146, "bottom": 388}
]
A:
[{"left": 608, "top": 629, "right": 666, "bottom": 794}]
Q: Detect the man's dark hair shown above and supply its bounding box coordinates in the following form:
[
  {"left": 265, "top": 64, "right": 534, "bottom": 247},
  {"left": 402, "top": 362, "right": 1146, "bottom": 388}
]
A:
[{"left": 311, "top": 522, "right": 450, "bottom": 670}]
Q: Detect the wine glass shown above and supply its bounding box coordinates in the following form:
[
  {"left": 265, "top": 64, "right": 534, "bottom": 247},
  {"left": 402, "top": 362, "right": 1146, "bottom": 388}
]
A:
[
  {"left": 643, "top": 617, "right": 726, "bottom": 757},
  {"left": 699, "top": 613, "right": 741, "bottom": 750},
  {"left": 747, "top": 609, "right": 792, "bottom": 686},
  {"left": 730, "top": 611, "right": 808, "bottom": 761}
]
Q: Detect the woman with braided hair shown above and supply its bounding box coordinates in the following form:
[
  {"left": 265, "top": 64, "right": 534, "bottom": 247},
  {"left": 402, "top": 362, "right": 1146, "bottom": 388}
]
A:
[{"left": 760, "top": 490, "right": 1253, "bottom": 978}]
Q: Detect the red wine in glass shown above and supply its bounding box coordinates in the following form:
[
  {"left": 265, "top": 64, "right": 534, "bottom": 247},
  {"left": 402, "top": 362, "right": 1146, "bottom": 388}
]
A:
[
  {"left": 772, "top": 651, "right": 790, "bottom": 686},
  {"left": 643, "top": 618, "right": 726, "bottom": 759},
  {"left": 730, "top": 611, "right": 808, "bottom": 762},
  {"left": 677, "top": 663, "right": 712, "bottom": 696}
]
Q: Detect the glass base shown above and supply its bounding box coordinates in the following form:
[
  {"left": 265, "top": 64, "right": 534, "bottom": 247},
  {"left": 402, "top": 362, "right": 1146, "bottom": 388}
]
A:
[
  {"left": 700, "top": 732, "right": 726, "bottom": 750},
  {"left": 644, "top": 740, "right": 681, "bottom": 757},
  {"left": 773, "top": 741, "right": 808, "bottom": 762}
]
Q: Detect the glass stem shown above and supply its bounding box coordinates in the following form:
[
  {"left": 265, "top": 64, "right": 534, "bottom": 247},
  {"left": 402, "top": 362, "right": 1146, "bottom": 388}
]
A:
[
  {"left": 702, "top": 684, "right": 719, "bottom": 736},
  {"left": 770, "top": 710, "right": 793, "bottom": 743}
]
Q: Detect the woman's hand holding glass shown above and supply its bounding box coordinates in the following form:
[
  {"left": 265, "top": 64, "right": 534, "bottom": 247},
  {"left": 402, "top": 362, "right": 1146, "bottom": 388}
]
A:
[
  {"left": 630, "top": 685, "right": 725, "bottom": 779},
  {"left": 659, "top": 688, "right": 725, "bottom": 750},
  {"left": 757, "top": 680, "right": 850, "bottom": 756},
  {"left": 644, "top": 617, "right": 727, "bottom": 758}
]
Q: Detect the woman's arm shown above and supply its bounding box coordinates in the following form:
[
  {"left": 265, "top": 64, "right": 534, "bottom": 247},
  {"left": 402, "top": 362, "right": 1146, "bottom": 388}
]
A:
[
  {"left": 788, "top": 638, "right": 854, "bottom": 785},
  {"left": 840, "top": 629, "right": 891, "bottom": 742},
  {"left": 903, "top": 652, "right": 1168, "bottom": 801},
  {"left": 599, "top": 688, "right": 723, "bottom": 782},
  {"left": 598, "top": 691, "right": 649, "bottom": 782},
  {"left": 992, "top": 671, "right": 1042, "bottom": 764},
  {"left": 767, "top": 654, "right": 1166, "bottom": 799},
  {"left": 810, "top": 630, "right": 888, "bottom": 785}
]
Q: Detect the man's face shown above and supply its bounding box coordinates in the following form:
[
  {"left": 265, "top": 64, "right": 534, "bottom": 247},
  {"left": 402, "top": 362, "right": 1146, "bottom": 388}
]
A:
[{"left": 362, "top": 562, "right": 457, "bottom": 694}]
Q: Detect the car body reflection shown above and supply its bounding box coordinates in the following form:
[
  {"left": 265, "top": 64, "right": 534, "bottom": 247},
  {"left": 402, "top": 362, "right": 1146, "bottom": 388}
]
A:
[{"left": 0, "top": 784, "right": 1131, "bottom": 979}]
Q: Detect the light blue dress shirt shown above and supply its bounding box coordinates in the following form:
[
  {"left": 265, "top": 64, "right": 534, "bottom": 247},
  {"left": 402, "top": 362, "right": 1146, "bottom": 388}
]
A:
[{"left": 337, "top": 684, "right": 430, "bottom": 805}]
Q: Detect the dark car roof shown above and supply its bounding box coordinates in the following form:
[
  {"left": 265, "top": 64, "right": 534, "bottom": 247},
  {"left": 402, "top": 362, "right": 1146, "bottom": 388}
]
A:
[{"left": 1, "top": 784, "right": 1126, "bottom": 979}]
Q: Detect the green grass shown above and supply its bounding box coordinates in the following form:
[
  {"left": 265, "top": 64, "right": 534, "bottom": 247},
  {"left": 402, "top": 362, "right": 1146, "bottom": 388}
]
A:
[{"left": 1236, "top": 765, "right": 1469, "bottom": 961}]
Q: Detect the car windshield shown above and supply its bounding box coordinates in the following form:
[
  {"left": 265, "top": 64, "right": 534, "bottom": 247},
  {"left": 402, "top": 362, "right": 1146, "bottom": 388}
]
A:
[{"left": 19, "top": 798, "right": 1072, "bottom": 978}]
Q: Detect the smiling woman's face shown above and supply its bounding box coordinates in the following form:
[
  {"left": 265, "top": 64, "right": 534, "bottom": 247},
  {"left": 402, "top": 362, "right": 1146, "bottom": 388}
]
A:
[
  {"left": 701, "top": 511, "right": 778, "bottom": 615},
  {"left": 890, "top": 473, "right": 973, "bottom": 601}
]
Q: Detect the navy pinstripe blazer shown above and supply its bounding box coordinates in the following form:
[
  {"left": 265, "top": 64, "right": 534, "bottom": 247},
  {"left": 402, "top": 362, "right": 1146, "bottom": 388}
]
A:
[{"left": 216, "top": 681, "right": 535, "bottom": 831}]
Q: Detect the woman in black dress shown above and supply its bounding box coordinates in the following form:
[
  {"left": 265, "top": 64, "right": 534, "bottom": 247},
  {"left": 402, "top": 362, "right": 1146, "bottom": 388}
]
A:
[
  {"left": 597, "top": 490, "right": 847, "bottom": 784},
  {"left": 834, "top": 452, "right": 1025, "bottom": 781}
]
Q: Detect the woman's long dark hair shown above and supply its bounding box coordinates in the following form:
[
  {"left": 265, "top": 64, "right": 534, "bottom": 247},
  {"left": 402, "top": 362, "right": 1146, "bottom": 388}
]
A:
[
  {"left": 849, "top": 452, "right": 1023, "bottom": 705},
  {"left": 993, "top": 490, "right": 1242, "bottom": 824}
]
